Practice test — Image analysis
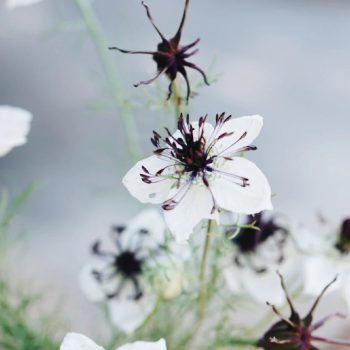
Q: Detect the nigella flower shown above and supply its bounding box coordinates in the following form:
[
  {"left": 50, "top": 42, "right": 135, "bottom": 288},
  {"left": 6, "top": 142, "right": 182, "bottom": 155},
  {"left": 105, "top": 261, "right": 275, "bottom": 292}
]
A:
[
  {"left": 258, "top": 273, "right": 350, "bottom": 349},
  {"left": 5, "top": 0, "right": 43, "bottom": 9},
  {"left": 0, "top": 106, "right": 32, "bottom": 157},
  {"left": 79, "top": 209, "right": 167, "bottom": 334},
  {"left": 60, "top": 333, "right": 167, "bottom": 350},
  {"left": 123, "top": 114, "right": 272, "bottom": 242},
  {"left": 223, "top": 213, "right": 299, "bottom": 305},
  {"left": 291, "top": 218, "right": 350, "bottom": 313},
  {"left": 109, "top": 0, "right": 209, "bottom": 102}
]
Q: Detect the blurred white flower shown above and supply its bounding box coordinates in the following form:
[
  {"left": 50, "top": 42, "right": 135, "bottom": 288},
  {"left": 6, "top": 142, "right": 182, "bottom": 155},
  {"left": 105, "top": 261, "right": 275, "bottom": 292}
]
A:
[
  {"left": 60, "top": 333, "right": 167, "bottom": 350},
  {"left": 150, "top": 235, "right": 191, "bottom": 300},
  {"left": 0, "top": 106, "right": 32, "bottom": 157},
  {"left": 123, "top": 114, "right": 272, "bottom": 242},
  {"left": 80, "top": 209, "right": 186, "bottom": 333},
  {"left": 223, "top": 213, "right": 303, "bottom": 305},
  {"left": 292, "top": 218, "right": 350, "bottom": 311},
  {"left": 5, "top": 0, "right": 43, "bottom": 10}
]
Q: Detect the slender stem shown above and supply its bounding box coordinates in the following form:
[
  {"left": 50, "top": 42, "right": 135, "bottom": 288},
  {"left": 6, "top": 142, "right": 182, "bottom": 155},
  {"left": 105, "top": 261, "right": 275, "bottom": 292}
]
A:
[
  {"left": 172, "top": 78, "right": 185, "bottom": 122},
  {"left": 74, "top": 0, "right": 140, "bottom": 159},
  {"left": 198, "top": 219, "right": 215, "bottom": 317},
  {"left": 217, "top": 338, "right": 258, "bottom": 347},
  {"left": 312, "top": 336, "right": 350, "bottom": 347}
]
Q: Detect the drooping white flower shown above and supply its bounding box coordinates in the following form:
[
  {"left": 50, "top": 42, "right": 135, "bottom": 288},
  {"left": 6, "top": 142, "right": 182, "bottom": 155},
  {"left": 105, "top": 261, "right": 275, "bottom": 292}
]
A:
[
  {"left": 60, "top": 333, "right": 167, "bottom": 350},
  {"left": 79, "top": 209, "right": 185, "bottom": 334},
  {"left": 291, "top": 218, "right": 350, "bottom": 311},
  {"left": 123, "top": 114, "right": 272, "bottom": 242},
  {"left": 0, "top": 106, "right": 32, "bottom": 157},
  {"left": 223, "top": 212, "right": 303, "bottom": 305},
  {"left": 5, "top": 0, "right": 43, "bottom": 10}
]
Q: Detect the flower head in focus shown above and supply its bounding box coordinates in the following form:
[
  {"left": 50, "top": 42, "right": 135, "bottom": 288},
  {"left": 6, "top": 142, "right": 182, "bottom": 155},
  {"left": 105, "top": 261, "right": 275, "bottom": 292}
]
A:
[
  {"left": 109, "top": 0, "right": 209, "bottom": 102},
  {"left": 0, "top": 106, "right": 32, "bottom": 157},
  {"left": 79, "top": 209, "right": 167, "bottom": 334},
  {"left": 123, "top": 114, "right": 272, "bottom": 242},
  {"left": 5, "top": 0, "right": 43, "bottom": 10},
  {"left": 258, "top": 272, "right": 350, "bottom": 350},
  {"left": 60, "top": 333, "right": 166, "bottom": 350}
]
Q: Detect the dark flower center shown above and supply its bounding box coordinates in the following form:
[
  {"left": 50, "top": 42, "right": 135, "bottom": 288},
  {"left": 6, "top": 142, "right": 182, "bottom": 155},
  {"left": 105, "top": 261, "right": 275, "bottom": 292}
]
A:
[
  {"left": 115, "top": 251, "right": 143, "bottom": 278},
  {"left": 232, "top": 213, "right": 286, "bottom": 254},
  {"left": 231, "top": 213, "right": 287, "bottom": 273},
  {"left": 335, "top": 218, "right": 350, "bottom": 254}
]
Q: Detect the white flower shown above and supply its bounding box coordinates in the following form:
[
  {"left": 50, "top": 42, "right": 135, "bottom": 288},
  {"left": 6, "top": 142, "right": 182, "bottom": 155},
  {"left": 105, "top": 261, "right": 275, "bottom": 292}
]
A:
[
  {"left": 123, "top": 114, "right": 272, "bottom": 242},
  {"left": 80, "top": 209, "right": 182, "bottom": 334},
  {"left": 291, "top": 218, "right": 350, "bottom": 311},
  {"left": 0, "top": 106, "right": 32, "bottom": 157},
  {"left": 5, "top": 0, "right": 43, "bottom": 10},
  {"left": 223, "top": 213, "right": 303, "bottom": 305},
  {"left": 60, "top": 333, "right": 166, "bottom": 350}
]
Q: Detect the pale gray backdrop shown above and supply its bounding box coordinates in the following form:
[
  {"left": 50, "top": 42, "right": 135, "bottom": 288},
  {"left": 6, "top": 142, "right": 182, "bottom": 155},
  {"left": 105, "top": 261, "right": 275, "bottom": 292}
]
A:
[{"left": 1, "top": 0, "right": 350, "bottom": 344}]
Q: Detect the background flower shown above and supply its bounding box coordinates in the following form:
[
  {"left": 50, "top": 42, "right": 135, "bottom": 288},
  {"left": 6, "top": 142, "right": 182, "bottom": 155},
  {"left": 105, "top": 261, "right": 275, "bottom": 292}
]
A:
[
  {"left": 5, "top": 0, "right": 43, "bottom": 10},
  {"left": 0, "top": 106, "right": 32, "bottom": 157},
  {"left": 60, "top": 333, "right": 166, "bottom": 350}
]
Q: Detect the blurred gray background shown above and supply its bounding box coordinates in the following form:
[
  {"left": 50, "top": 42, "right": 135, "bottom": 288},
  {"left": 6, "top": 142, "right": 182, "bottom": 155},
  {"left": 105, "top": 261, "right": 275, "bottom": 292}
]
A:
[{"left": 1, "top": 0, "right": 350, "bottom": 344}]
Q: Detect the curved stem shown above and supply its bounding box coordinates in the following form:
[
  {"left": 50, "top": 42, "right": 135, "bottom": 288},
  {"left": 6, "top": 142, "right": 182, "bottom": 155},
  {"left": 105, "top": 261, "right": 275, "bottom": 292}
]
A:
[
  {"left": 198, "top": 219, "right": 215, "bottom": 318},
  {"left": 74, "top": 0, "right": 140, "bottom": 159},
  {"left": 171, "top": 78, "right": 185, "bottom": 123}
]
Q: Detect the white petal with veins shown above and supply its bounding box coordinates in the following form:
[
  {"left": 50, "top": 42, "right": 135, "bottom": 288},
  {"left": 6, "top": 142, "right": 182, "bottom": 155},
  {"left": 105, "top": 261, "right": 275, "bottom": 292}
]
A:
[
  {"left": 164, "top": 184, "right": 218, "bottom": 242},
  {"left": 213, "top": 115, "right": 263, "bottom": 156},
  {"left": 211, "top": 157, "right": 272, "bottom": 214},
  {"left": 122, "top": 155, "right": 174, "bottom": 204}
]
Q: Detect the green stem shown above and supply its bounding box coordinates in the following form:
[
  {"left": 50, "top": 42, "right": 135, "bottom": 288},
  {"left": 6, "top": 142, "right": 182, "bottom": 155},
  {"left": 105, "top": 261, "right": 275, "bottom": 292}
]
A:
[
  {"left": 171, "top": 78, "right": 185, "bottom": 122},
  {"left": 74, "top": 0, "right": 140, "bottom": 159},
  {"left": 216, "top": 337, "right": 258, "bottom": 347},
  {"left": 198, "top": 219, "right": 215, "bottom": 317}
]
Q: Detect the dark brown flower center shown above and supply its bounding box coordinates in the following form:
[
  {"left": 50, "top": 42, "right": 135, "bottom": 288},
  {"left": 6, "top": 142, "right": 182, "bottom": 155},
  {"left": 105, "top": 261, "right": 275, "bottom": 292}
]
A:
[{"left": 115, "top": 251, "right": 143, "bottom": 278}]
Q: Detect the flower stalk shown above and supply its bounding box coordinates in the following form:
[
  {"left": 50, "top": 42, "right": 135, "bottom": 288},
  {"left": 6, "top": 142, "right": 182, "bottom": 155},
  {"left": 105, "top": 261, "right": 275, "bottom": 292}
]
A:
[
  {"left": 74, "top": 0, "right": 140, "bottom": 159},
  {"left": 198, "top": 219, "right": 215, "bottom": 317}
]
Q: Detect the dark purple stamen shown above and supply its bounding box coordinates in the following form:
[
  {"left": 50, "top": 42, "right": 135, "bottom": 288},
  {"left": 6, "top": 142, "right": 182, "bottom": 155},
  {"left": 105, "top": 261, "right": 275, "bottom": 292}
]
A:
[{"left": 141, "top": 113, "right": 257, "bottom": 212}]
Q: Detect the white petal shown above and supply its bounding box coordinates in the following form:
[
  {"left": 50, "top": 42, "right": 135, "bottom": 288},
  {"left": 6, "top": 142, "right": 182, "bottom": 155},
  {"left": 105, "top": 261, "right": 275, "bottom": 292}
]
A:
[
  {"left": 125, "top": 209, "right": 166, "bottom": 253},
  {"left": 241, "top": 269, "right": 286, "bottom": 305},
  {"left": 117, "top": 339, "right": 166, "bottom": 350},
  {"left": 213, "top": 115, "right": 263, "bottom": 156},
  {"left": 303, "top": 256, "right": 340, "bottom": 296},
  {"left": 164, "top": 184, "right": 218, "bottom": 242},
  {"left": 211, "top": 158, "right": 272, "bottom": 215},
  {"left": 0, "top": 106, "right": 32, "bottom": 157},
  {"left": 60, "top": 333, "right": 104, "bottom": 350},
  {"left": 223, "top": 266, "right": 242, "bottom": 295},
  {"left": 108, "top": 292, "right": 157, "bottom": 334},
  {"left": 292, "top": 225, "right": 338, "bottom": 255},
  {"left": 122, "top": 155, "right": 174, "bottom": 204},
  {"left": 340, "top": 275, "right": 350, "bottom": 313},
  {"left": 79, "top": 263, "right": 106, "bottom": 302},
  {"left": 5, "top": 0, "right": 43, "bottom": 9}
]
